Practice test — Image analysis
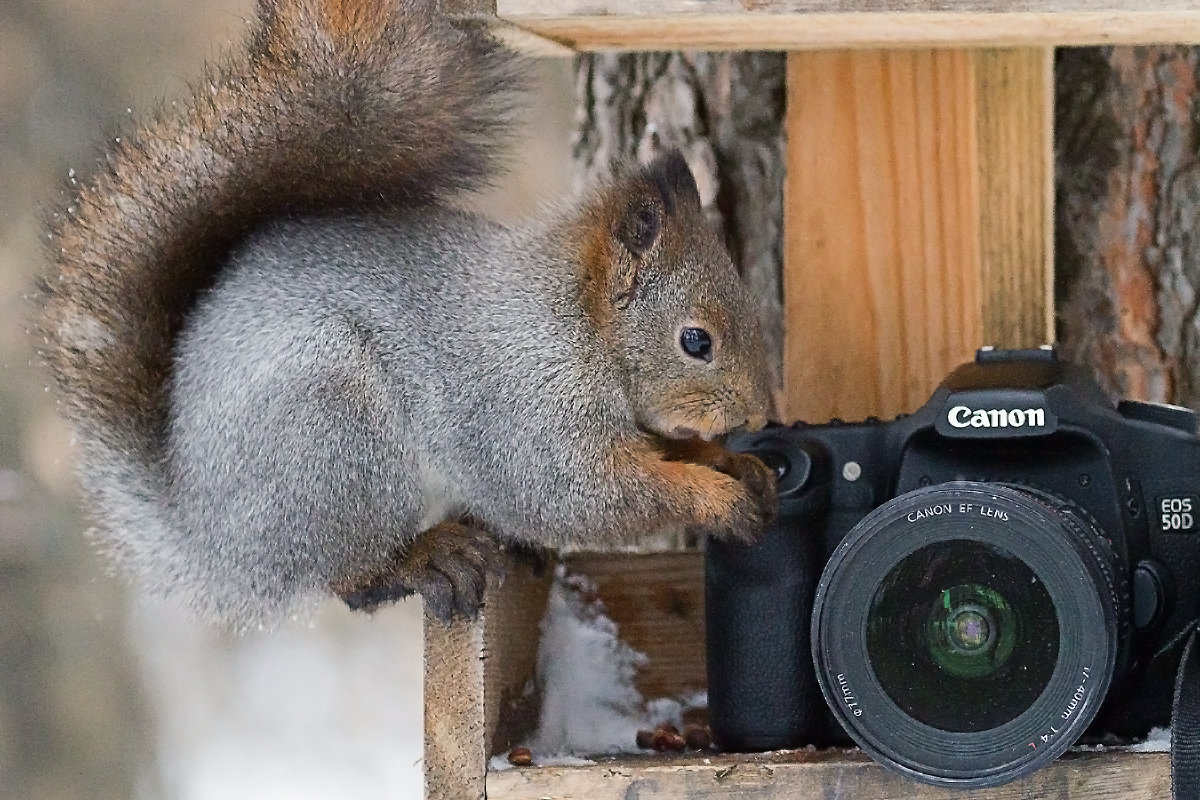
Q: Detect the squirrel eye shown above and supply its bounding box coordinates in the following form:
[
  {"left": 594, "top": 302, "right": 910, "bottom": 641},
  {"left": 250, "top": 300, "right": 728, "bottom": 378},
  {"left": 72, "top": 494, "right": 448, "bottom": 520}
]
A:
[{"left": 680, "top": 327, "right": 713, "bottom": 362}]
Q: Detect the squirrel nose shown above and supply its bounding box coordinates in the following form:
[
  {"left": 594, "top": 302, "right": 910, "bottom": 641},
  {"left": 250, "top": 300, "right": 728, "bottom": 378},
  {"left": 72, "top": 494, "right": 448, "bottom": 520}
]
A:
[{"left": 726, "top": 413, "right": 767, "bottom": 438}]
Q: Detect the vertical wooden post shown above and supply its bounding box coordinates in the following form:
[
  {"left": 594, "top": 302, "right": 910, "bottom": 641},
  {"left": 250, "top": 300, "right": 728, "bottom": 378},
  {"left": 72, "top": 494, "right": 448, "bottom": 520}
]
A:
[
  {"left": 783, "top": 48, "right": 1053, "bottom": 422},
  {"left": 424, "top": 613, "right": 488, "bottom": 800},
  {"left": 975, "top": 49, "right": 1055, "bottom": 349},
  {"left": 424, "top": 558, "right": 552, "bottom": 800}
]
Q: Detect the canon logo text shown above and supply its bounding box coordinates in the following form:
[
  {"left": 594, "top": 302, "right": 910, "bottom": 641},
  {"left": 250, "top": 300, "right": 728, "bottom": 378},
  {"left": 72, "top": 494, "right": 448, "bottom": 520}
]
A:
[{"left": 947, "top": 406, "right": 1047, "bottom": 429}]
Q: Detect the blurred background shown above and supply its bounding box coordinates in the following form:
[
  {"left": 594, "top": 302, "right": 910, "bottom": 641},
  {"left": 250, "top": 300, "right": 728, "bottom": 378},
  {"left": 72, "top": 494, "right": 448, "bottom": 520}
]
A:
[{"left": 0, "top": 2, "right": 575, "bottom": 798}]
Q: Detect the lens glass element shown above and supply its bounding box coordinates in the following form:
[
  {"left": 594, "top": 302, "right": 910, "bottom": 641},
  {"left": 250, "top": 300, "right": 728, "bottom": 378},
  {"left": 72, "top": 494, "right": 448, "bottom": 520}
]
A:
[{"left": 866, "top": 540, "right": 1058, "bottom": 732}]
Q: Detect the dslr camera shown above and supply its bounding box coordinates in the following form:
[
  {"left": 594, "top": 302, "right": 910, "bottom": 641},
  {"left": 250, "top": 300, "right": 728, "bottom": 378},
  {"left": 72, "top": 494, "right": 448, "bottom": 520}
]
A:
[{"left": 706, "top": 346, "right": 1200, "bottom": 788}]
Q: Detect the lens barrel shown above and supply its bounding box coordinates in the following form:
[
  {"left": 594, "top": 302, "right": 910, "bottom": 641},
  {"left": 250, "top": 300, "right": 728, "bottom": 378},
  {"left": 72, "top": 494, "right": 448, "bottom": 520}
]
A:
[{"left": 811, "top": 481, "right": 1123, "bottom": 788}]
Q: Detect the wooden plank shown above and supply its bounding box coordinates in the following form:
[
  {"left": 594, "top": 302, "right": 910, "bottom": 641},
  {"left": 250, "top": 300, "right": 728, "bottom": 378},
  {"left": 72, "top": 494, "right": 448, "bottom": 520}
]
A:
[
  {"left": 783, "top": 49, "right": 982, "bottom": 421},
  {"left": 488, "top": 750, "right": 1169, "bottom": 799},
  {"left": 482, "top": 559, "right": 556, "bottom": 759},
  {"left": 782, "top": 48, "right": 1052, "bottom": 422},
  {"left": 424, "top": 555, "right": 553, "bottom": 800},
  {"left": 495, "top": 5, "right": 1200, "bottom": 51},
  {"left": 503, "top": 0, "right": 1200, "bottom": 10},
  {"left": 424, "top": 609, "right": 487, "bottom": 800},
  {"left": 975, "top": 48, "right": 1055, "bottom": 347}
]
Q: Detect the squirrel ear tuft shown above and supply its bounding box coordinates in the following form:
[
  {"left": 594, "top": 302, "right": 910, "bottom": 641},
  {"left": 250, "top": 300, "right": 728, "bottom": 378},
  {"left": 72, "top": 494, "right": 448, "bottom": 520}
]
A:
[
  {"left": 609, "top": 204, "right": 648, "bottom": 308},
  {"left": 643, "top": 150, "right": 700, "bottom": 216},
  {"left": 604, "top": 151, "right": 700, "bottom": 309},
  {"left": 612, "top": 151, "right": 699, "bottom": 259}
]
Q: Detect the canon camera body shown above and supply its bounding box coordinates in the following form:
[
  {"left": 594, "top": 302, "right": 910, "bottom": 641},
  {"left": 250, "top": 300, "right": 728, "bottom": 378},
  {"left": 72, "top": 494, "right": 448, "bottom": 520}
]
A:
[{"left": 706, "top": 346, "right": 1200, "bottom": 788}]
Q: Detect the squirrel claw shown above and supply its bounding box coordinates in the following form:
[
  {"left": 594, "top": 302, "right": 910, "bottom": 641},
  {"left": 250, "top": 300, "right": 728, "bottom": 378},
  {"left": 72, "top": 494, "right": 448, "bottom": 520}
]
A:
[
  {"left": 423, "top": 533, "right": 498, "bottom": 623},
  {"left": 333, "top": 521, "right": 500, "bottom": 624},
  {"left": 715, "top": 452, "right": 778, "bottom": 527},
  {"left": 701, "top": 454, "right": 778, "bottom": 544},
  {"left": 338, "top": 582, "right": 415, "bottom": 613}
]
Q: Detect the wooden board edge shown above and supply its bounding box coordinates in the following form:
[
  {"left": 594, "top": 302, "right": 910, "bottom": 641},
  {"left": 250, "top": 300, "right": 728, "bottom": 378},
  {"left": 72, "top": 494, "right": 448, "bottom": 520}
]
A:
[
  {"left": 483, "top": 557, "right": 556, "bottom": 759},
  {"left": 441, "top": 0, "right": 578, "bottom": 56},
  {"left": 486, "top": 750, "right": 1170, "bottom": 799},
  {"left": 423, "top": 609, "right": 487, "bottom": 800},
  {"left": 485, "top": 18, "right": 578, "bottom": 57},
  {"left": 423, "top": 554, "right": 554, "bottom": 800},
  {"left": 496, "top": 12, "right": 1200, "bottom": 52}
]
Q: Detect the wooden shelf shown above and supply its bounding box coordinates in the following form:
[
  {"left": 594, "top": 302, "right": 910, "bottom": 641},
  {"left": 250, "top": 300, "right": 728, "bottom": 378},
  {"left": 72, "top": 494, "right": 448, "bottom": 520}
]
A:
[
  {"left": 493, "top": 2, "right": 1200, "bottom": 51},
  {"left": 425, "top": 553, "right": 1171, "bottom": 799},
  {"left": 488, "top": 750, "right": 1169, "bottom": 800}
]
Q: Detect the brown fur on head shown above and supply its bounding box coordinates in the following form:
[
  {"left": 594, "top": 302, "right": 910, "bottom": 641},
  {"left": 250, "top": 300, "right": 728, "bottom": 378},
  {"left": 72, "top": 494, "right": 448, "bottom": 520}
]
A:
[{"left": 579, "top": 151, "right": 773, "bottom": 441}]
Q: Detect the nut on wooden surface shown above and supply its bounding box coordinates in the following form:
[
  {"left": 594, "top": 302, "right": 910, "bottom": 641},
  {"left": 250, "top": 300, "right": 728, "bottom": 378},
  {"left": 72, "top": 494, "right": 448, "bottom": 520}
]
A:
[
  {"left": 507, "top": 747, "right": 534, "bottom": 767},
  {"left": 684, "top": 725, "right": 712, "bottom": 751}
]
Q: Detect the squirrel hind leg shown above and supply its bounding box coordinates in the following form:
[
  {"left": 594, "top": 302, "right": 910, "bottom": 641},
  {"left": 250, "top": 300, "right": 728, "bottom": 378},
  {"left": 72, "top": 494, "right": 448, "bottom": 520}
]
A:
[{"left": 331, "top": 520, "right": 501, "bottom": 624}]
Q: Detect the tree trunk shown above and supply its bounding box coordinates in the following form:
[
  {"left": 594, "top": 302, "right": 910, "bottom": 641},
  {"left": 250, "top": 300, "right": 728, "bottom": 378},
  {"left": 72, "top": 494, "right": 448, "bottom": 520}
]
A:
[{"left": 1056, "top": 46, "right": 1200, "bottom": 406}]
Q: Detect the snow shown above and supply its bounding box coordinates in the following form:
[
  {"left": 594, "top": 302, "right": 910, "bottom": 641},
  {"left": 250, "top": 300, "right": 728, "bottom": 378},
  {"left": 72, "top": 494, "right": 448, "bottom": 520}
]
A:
[
  {"left": 1072, "top": 727, "right": 1172, "bottom": 754},
  {"left": 515, "top": 566, "right": 705, "bottom": 760},
  {"left": 128, "top": 595, "right": 425, "bottom": 800},
  {"left": 1124, "top": 726, "right": 1171, "bottom": 753},
  {"left": 488, "top": 753, "right": 596, "bottom": 772}
]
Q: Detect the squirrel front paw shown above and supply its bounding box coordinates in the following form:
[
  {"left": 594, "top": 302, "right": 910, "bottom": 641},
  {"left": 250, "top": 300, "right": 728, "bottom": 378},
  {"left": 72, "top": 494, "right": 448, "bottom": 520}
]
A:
[
  {"left": 700, "top": 469, "right": 777, "bottom": 544},
  {"left": 663, "top": 457, "right": 773, "bottom": 545},
  {"left": 332, "top": 521, "right": 501, "bottom": 624},
  {"left": 660, "top": 438, "right": 778, "bottom": 541},
  {"left": 709, "top": 451, "right": 779, "bottom": 527}
]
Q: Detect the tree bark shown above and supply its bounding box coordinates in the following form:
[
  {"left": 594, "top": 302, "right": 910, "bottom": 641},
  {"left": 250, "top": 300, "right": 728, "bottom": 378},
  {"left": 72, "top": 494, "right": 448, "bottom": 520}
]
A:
[{"left": 1056, "top": 46, "right": 1200, "bottom": 406}]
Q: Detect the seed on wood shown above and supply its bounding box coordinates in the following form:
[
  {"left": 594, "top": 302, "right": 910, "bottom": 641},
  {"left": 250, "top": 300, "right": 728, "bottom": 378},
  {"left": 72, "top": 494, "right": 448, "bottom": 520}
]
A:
[
  {"left": 651, "top": 729, "right": 686, "bottom": 752},
  {"left": 507, "top": 747, "right": 533, "bottom": 767},
  {"left": 684, "top": 725, "right": 712, "bottom": 751}
]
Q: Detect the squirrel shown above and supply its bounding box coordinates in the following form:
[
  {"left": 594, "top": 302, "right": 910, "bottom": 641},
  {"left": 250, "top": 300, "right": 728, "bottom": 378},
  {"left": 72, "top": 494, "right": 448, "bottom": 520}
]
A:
[{"left": 34, "top": 0, "right": 776, "bottom": 629}]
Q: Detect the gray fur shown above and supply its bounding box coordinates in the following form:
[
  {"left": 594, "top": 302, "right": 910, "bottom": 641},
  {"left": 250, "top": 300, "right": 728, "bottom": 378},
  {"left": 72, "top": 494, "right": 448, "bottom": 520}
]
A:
[{"left": 129, "top": 210, "right": 622, "bottom": 625}]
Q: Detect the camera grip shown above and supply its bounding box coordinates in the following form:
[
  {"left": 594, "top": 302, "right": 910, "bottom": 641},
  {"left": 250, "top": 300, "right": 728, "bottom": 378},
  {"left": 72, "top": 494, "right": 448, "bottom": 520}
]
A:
[{"left": 705, "top": 510, "right": 824, "bottom": 751}]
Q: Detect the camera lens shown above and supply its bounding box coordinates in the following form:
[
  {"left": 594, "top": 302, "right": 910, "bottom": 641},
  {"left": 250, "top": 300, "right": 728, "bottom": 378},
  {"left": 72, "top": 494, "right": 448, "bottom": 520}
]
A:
[
  {"left": 812, "top": 482, "right": 1123, "bottom": 788},
  {"left": 867, "top": 541, "right": 1056, "bottom": 733}
]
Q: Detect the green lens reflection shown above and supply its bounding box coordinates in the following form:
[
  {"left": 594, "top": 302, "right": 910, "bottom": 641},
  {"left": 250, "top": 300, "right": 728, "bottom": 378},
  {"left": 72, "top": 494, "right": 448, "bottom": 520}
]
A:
[{"left": 926, "top": 584, "right": 1017, "bottom": 680}]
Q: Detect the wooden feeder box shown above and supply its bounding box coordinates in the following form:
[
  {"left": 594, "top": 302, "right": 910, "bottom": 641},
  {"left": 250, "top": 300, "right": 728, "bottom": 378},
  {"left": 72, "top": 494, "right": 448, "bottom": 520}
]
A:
[{"left": 426, "top": 2, "right": 1200, "bottom": 798}]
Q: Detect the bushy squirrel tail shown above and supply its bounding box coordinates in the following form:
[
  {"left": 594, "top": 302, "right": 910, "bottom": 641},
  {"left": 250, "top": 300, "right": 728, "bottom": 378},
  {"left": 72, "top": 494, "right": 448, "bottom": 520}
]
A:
[{"left": 34, "top": 0, "right": 521, "bottom": 584}]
